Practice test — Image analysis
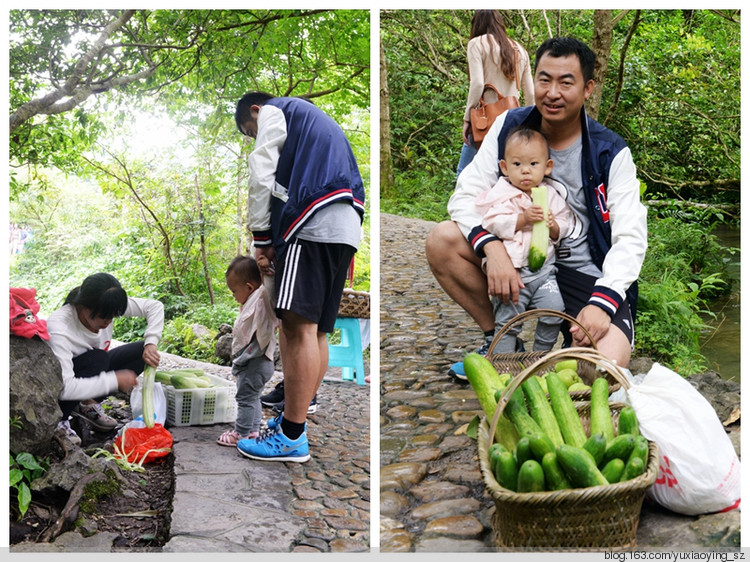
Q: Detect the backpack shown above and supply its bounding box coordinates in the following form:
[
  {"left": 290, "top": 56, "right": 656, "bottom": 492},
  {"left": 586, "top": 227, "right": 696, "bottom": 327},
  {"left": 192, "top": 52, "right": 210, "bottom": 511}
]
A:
[{"left": 10, "top": 287, "right": 49, "bottom": 340}]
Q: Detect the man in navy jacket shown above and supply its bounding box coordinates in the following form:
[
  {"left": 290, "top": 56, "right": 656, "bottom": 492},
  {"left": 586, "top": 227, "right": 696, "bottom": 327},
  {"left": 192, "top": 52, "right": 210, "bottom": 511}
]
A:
[
  {"left": 235, "top": 93, "right": 365, "bottom": 461},
  {"left": 426, "top": 38, "right": 647, "bottom": 381}
]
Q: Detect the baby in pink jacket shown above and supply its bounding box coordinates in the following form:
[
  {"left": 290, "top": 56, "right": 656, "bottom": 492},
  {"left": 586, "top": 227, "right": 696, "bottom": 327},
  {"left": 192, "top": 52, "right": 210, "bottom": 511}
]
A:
[{"left": 475, "top": 126, "right": 573, "bottom": 352}]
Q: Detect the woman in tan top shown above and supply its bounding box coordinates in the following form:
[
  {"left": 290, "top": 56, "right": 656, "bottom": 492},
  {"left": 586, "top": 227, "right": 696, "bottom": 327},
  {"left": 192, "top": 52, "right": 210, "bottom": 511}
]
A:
[{"left": 457, "top": 10, "right": 534, "bottom": 178}]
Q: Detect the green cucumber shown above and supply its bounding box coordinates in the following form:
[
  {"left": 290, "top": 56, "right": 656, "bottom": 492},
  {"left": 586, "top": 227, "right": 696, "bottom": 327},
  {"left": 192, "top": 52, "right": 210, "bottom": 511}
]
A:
[
  {"left": 556, "top": 444, "right": 609, "bottom": 488},
  {"left": 142, "top": 365, "right": 156, "bottom": 428},
  {"left": 517, "top": 459, "right": 545, "bottom": 492},
  {"left": 541, "top": 452, "right": 571, "bottom": 490},
  {"left": 171, "top": 374, "right": 199, "bottom": 389},
  {"left": 489, "top": 443, "right": 508, "bottom": 474},
  {"left": 600, "top": 458, "right": 626, "bottom": 483},
  {"left": 505, "top": 387, "right": 545, "bottom": 439},
  {"left": 620, "top": 456, "right": 646, "bottom": 482},
  {"left": 464, "top": 353, "right": 520, "bottom": 451},
  {"left": 554, "top": 359, "right": 578, "bottom": 373},
  {"left": 589, "top": 377, "right": 616, "bottom": 443},
  {"left": 514, "top": 437, "right": 532, "bottom": 466},
  {"left": 601, "top": 434, "right": 636, "bottom": 464},
  {"left": 582, "top": 433, "right": 607, "bottom": 466},
  {"left": 626, "top": 435, "right": 649, "bottom": 468},
  {"left": 547, "top": 372, "right": 587, "bottom": 447},
  {"left": 528, "top": 432, "right": 556, "bottom": 462},
  {"left": 522, "top": 375, "right": 564, "bottom": 447},
  {"left": 528, "top": 186, "right": 549, "bottom": 272},
  {"left": 617, "top": 406, "right": 640, "bottom": 437},
  {"left": 494, "top": 450, "right": 518, "bottom": 491},
  {"left": 555, "top": 368, "right": 579, "bottom": 388},
  {"left": 154, "top": 371, "right": 174, "bottom": 385}
]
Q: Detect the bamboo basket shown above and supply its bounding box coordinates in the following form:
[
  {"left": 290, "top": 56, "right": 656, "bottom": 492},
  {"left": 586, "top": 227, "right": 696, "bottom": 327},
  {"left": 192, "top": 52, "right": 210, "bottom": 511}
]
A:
[
  {"left": 337, "top": 288, "right": 370, "bottom": 318},
  {"left": 486, "top": 309, "right": 619, "bottom": 400},
  {"left": 478, "top": 347, "right": 658, "bottom": 550}
]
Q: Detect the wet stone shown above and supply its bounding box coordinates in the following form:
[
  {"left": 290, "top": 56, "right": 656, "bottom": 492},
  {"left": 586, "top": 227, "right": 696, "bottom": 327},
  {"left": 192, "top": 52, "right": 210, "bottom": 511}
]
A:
[
  {"left": 415, "top": 537, "right": 490, "bottom": 552},
  {"left": 380, "top": 490, "right": 410, "bottom": 518},
  {"left": 386, "top": 404, "right": 418, "bottom": 420},
  {"left": 424, "top": 515, "right": 484, "bottom": 539},
  {"left": 381, "top": 462, "right": 428, "bottom": 487},
  {"left": 410, "top": 498, "right": 482, "bottom": 521},
  {"left": 439, "top": 435, "right": 472, "bottom": 453},
  {"left": 451, "top": 411, "right": 482, "bottom": 424},
  {"left": 410, "top": 481, "right": 471, "bottom": 503},
  {"left": 380, "top": 529, "right": 413, "bottom": 552},
  {"left": 397, "top": 447, "right": 442, "bottom": 463},
  {"left": 329, "top": 538, "right": 369, "bottom": 552},
  {"left": 417, "top": 409, "right": 446, "bottom": 423},
  {"left": 410, "top": 434, "right": 440, "bottom": 447},
  {"left": 410, "top": 397, "right": 438, "bottom": 409}
]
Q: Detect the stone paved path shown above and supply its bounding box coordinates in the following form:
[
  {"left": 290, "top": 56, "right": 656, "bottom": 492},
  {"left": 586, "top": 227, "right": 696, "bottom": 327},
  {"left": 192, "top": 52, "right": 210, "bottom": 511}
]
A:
[
  {"left": 379, "top": 213, "right": 740, "bottom": 552},
  {"left": 158, "top": 353, "right": 370, "bottom": 552}
]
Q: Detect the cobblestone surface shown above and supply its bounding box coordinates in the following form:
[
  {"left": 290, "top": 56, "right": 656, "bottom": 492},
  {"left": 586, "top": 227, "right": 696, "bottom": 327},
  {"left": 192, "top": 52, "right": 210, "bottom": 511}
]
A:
[
  {"left": 379, "top": 213, "right": 740, "bottom": 552},
  {"left": 159, "top": 352, "right": 370, "bottom": 552}
]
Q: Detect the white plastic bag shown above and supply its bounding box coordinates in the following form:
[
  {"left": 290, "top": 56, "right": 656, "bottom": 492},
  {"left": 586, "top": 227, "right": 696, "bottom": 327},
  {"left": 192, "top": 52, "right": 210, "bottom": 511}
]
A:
[
  {"left": 130, "top": 377, "right": 167, "bottom": 426},
  {"left": 624, "top": 362, "right": 740, "bottom": 515}
]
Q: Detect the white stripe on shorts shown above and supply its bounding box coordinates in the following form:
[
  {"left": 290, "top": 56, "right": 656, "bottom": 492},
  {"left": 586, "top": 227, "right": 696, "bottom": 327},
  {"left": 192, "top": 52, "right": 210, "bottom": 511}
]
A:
[{"left": 278, "top": 241, "right": 302, "bottom": 310}]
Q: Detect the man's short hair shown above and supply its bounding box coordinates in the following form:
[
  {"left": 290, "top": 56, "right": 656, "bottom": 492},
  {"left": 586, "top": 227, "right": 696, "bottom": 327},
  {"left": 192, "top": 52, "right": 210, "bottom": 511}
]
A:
[
  {"left": 235, "top": 92, "right": 274, "bottom": 133},
  {"left": 535, "top": 37, "right": 596, "bottom": 83}
]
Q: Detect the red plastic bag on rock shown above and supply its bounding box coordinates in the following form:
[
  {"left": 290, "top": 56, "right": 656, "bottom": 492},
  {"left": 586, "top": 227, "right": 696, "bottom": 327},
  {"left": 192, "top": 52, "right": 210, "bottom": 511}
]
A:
[{"left": 114, "top": 423, "right": 173, "bottom": 465}]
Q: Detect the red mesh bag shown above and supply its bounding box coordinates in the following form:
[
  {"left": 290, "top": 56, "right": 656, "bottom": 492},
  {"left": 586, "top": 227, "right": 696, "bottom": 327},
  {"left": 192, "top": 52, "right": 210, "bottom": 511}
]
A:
[{"left": 114, "top": 423, "right": 173, "bottom": 465}]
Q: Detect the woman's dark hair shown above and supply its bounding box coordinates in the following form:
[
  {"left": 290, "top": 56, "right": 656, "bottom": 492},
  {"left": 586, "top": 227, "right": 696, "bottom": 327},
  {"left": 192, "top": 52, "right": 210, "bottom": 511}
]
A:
[
  {"left": 226, "top": 255, "right": 262, "bottom": 287},
  {"left": 535, "top": 37, "right": 596, "bottom": 83},
  {"left": 470, "top": 10, "right": 516, "bottom": 81},
  {"left": 64, "top": 273, "right": 128, "bottom": 319},
  {"left": 234, "top": 92, "right": 274, "bottom": 133}
]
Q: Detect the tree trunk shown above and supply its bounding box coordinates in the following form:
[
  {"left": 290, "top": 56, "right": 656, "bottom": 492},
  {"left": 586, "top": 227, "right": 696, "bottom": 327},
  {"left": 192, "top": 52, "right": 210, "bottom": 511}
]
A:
[
  {"left": 589, "top": 10, "right": 615, "bottom": 121},
  {"left": 380, "top": 40, "right": 395, "bottom": 197},
  {"left": 195, "top": 176, "right": 215, "bottom": 305}
]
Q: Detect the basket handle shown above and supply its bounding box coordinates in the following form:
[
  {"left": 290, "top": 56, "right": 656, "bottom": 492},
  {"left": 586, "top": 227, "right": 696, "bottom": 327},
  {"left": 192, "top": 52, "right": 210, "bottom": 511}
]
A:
[
  {"left": 487, "top": 347, "right": 631, "bottom": 446},
  {"left": 487, "top": 308, "right": 598, "bottom": 355}
]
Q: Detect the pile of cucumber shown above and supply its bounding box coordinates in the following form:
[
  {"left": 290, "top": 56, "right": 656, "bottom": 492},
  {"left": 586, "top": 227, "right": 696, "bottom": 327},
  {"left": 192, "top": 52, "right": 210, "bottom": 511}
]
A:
[
  {"left": 154, "top": 368, "right": 215, "bottom": 389},
  {"left": 464, "top": 353, "right": 648, "bottom": 493}
]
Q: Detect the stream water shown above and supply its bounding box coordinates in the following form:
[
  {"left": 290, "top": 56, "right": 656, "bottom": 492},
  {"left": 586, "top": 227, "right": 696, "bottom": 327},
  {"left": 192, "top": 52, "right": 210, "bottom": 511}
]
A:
[{"left": 698, "top": 225, "right": 740, "bottom": 382}]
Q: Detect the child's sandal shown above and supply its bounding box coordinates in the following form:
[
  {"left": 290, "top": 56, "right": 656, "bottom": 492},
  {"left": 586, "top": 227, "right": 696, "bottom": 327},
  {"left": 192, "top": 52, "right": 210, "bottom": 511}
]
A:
[{"left": 216, "top": 430, "right": 242, "bottom": 447}]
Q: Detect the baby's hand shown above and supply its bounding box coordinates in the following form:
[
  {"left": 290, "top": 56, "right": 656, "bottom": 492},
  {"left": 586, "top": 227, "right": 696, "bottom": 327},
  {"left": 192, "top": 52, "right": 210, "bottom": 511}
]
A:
[
  {"left": 257, "top": 255, "right": 275, "bottom": 276},
  {"left": 523, "top": 204, "right": 545, "bottom": 224}
]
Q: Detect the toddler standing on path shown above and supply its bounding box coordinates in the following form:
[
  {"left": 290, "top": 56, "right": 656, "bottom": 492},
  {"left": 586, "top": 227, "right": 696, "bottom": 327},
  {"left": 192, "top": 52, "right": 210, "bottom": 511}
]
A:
[{"left": 217, "top": 255, "right": 278, "bottom": 446}]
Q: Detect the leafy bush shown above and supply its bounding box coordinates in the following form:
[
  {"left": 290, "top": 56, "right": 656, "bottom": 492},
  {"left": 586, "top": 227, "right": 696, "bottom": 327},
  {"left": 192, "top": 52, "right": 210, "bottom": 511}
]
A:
[
  {"left": 159, "top": 316, "right": 219, "bottom": 363},
  {"left": 10, "top": 444, "right": 50, "bottom": 519},
  {"left": 634, "top": 213, "right": 729, "bottom": 373}
]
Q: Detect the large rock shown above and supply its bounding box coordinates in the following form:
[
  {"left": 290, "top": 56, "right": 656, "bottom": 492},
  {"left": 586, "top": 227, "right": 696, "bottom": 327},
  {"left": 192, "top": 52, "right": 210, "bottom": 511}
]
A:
[
  {"left": 9, "top": 336, "right": 63, "bottom": 457},
  {"left": 687, "top": 371, "right": 740, "bottom": 425},
  {"left": 214, "top": 327, "right": 233, "bottom": 365}
]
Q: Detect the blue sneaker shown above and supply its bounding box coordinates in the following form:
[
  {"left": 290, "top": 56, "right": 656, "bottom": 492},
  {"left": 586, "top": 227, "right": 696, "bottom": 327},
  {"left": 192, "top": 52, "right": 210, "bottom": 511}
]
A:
[
  {"left": 448, "top": 337, "right": 493, "bottom": 382},
  {"left": 237, "top": 427, "right": 310, "bottom": 463},
  {"left": 265, "top": 412, "right": 282, "bottom": 431}
]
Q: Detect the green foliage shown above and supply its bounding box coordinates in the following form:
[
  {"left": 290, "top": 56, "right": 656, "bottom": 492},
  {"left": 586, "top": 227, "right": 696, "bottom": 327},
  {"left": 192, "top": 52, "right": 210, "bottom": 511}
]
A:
[
  {"left": 10, "top": 450, "right": 50, "bottom": 519},
  {"left": 159, "top": 317, "right": 220, "bottom": 364},
  {"left": 9, "top": 11, "right": 370, "bottom": 365},
  {"left": 382, "top": 9, "right": 740, "bottom": 212},
  {"left": 382, "top": 168, "right": 454, "bottom": 222},
  {"left": 634, "top": 214, "right": 729, "bottom": 373}
]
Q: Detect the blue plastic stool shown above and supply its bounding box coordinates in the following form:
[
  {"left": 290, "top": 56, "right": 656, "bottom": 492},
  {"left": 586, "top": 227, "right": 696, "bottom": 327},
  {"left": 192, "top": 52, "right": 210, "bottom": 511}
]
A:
[{"left": 327, "top": 317, "right": 366, "bottom": 385}]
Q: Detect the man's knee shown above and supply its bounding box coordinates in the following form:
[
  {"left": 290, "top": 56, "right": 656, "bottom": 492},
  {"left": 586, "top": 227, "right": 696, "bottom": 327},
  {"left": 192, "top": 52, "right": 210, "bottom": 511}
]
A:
[{"left": 426, "top": 221, "right": 466, "bottom": 265}]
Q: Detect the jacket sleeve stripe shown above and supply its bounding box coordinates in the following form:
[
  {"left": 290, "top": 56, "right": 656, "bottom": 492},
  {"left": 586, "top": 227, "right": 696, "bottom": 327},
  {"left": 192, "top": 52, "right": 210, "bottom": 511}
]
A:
[{"left": 588, "top": 288, "right": 622, "bottom": 317}]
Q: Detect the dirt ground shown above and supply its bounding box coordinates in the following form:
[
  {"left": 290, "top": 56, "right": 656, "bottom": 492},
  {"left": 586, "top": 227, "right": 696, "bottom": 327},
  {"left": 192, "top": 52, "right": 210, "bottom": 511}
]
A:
[{"left": 9, "top": 395, "right": 174, "bottom": 551}]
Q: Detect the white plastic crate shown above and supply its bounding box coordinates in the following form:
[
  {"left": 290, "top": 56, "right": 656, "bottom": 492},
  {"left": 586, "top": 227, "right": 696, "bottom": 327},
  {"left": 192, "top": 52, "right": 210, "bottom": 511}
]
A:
[{"left": 163, "top": 372, "right": 237, "bottom": 427}]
